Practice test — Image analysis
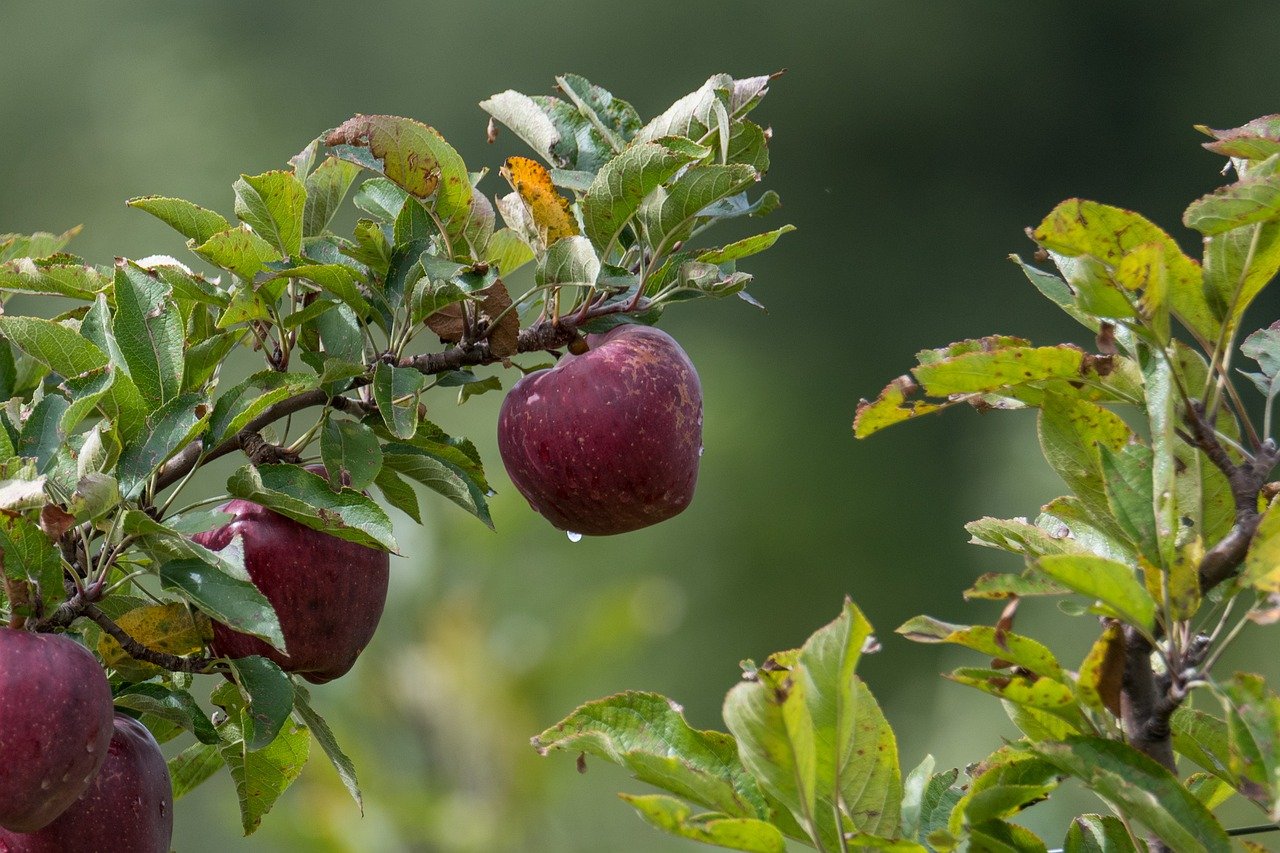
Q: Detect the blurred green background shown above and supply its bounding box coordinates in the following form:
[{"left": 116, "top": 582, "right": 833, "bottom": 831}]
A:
[{"left": 6, "top": 1, "right": 1280, "bottom": 849}]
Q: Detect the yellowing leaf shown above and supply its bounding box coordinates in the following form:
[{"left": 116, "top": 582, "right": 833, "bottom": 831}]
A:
[
  {"left": 501, "top": 156, "right": 578, "bottom": 244},
  {"left": 99, "top": 602, "right": 211, "bottom": 679}
]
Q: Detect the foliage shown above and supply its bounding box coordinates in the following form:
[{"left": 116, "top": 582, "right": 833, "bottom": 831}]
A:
[
  {"left": 542, "top": 116, "right": 1280, "bottom": 850},
  {"left": 0, "top": 72, "right": 788, "bottom": 835}
]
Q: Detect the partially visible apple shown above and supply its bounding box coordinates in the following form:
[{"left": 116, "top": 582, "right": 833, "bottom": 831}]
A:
[
  {"left": 0, "top": 629, "right": 114, "bottom": 833},
  {"left": 0, "top": 714, "right": 173, "bottom": 852},
  {"left": 193, "top": 466, "right": 390, "bottom": 684},
  {"left": 497, "top": 324, "right": 703, "bottom": 536}
]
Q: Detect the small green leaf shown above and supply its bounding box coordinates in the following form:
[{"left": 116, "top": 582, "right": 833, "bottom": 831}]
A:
[
  {"left": 0, "top": 255, "right": 104, "bottom": 300},
  {"left": 303, "top": 157, "right": 361, "bottom": 238},
  {"left": 1031, "top": 736, "right": 1229, "bottom": 853},
  {"left": 209, "top": 370, "right": 318, "bottom": 446},
  {"left": 581, "top": 138, "right": 708, "bottom": 252},
  {"left": 1184, "top": 157, "right": 1280, "bottom": 235},
  {"left": 160, "top": 557, "right": 286, "bottom": 651},
  {"left": 0, "top": 315, "right": 108, "bottom": 377},
  {"left": 1062, "top": 814, "right": 1141, "bottom": 853},
  {"left": 226, "top": 464, "right": 396, "bottom": 552},
  {"left": 619, "top": 794, "right": 786, "bottom": 853},
  {"left": 213, "top": 682, "right": 310, "bottom": 836},
  {"left": 532, "top": 691, "right": 768, "bottom": 820},
  {"left": 1038, "top": 394, "right": 1133, "bottom": 524},
  {"left": 913, "top": 346, "right": 1085, "bottom": 396},
  {"left": 168, "top": 741, "right": 223, "bottom": 800},
  {"left": 1223, "top": 672, "right": 1280, "bottom": 818},
  {"left": 320, "top": 418, "right": 381, "bottom": 491},
  {"left": 112, "top": 261, "right": 184, "bottom": 407},
  {"left": 638, "top": 163, "right": 758, "bottom": 249},
  {"left": 227, "top": 656, "right": 294, "bottom": 751},
  {"left": 1036, "top": 554, "right": 1156, "bottom": 632},
  {"left": 192, "top": 226, "right": 282, "bottom": 283},
  {"left": 484, "top": 228, "right": 535, "bottom": 276},
  {"left": 59, "top": 367, "right": 115, "bottom": 434},
  {"left": 373, "top": 466, "right": 420, "bottom": 524},
  {"left": 1099, "top": 444, "right": 1159, "bottom": 564},
  {"left": 117, "top": 392, "right": 208, "bottom": 497},
  {"left": 18, "top": 393, "right": 69, "bottom": 472},
  {"left": 946, "top": 668, "right": 1078, "bottom": 714},
  {"left": 896, "top": 616, "right": 1066, "bottom": 682},
  {"left": 233, "top": 171, "right": 307, "bottom": 257},
  {"left": 373, "top": 363, "right": 425, "bottom": 440},
  {"left": 1171, "top": 708, "right": 1235, "bottom": 785},
  {"left": 292, "top": 682, "right": 362, "bottom": 813},
  {"left": 115, "top": 683, "right": 219, "bottom": 745},
  {"left": 1242, "top": 499, "right": 1280, "bottom": 593},
  {"left": 537, "top": 235, "right": 600, "bottom": 288},
  {"left": 380, "top": 444, "right": 492, "bottom": 528},
  {"left": 127, "top": 196, "right": 231, "bottom": 245},
  {"left": 698, "top": 226, "right": 795, "bottom": 265},
  {"left": 480, "top": 90, "right": 563, "bottom": 165},
  {"left": 0, "top": 511, "right": 61, "bottom": 613}
]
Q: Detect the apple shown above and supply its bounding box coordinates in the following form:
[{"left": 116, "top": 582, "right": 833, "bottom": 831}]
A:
[
  {"left": 0, "top": 629, "right": 114, "bottom": 833},
  {"left": 0, "top": 714, "right": 173, "bottom": 852},
  {"left": 497, "top": 324, "right": 703, "bottom": 536},
  {"left": 193, "top": 467, "right": 390, "bottom": 684}
]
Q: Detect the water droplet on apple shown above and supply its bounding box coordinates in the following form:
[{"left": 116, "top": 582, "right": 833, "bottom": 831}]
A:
[
  {"left": 698, "top": 446, "right": 705, "bottom": 456},
  {"left": 566, "top": 531, "right": 583, "bottom": 543}
]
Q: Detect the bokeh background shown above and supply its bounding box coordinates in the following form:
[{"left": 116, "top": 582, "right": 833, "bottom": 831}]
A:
[{"left": 6, "top": 1, "right": 1280, "bottom": 849}]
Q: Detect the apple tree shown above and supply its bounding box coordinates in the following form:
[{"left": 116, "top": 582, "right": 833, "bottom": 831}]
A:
[
  {"left": 536, "top": 118, "right": 1280, "bottom": 852},
  {"left": 0, "top": 72, "right": 789, "bottom": 848}
]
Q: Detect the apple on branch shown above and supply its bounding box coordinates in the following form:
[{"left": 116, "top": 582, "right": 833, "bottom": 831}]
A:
[
  {"left": 194, "top": 466, "right": 390, "bottom": 684},
  {"left": 0, "top": 630, "right": 115, "bottom": 833},
  {"left": 0, "top": 714, "right": 173, "bottom": 853},
  {"left": 497, "top": 324, "right": 703, "bottom": 536}
]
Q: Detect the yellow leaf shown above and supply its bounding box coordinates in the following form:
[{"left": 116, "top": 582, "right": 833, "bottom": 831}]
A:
[
  {"left": 99, "top": 603, "right": 211, "bottom": 680},
  {"left": 501, "top": 156, "right": 578, "bottom": 244}
]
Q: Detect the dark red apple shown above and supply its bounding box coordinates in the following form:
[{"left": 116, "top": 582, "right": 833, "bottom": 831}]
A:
[
  {"left": 0, "top": 629, "right": 114, "bottom": 833},
  {"left": 497, "top": 324, "right": 703, "bottom": 536},
  {"left": 193, "top": 469, "right": 390, "bottom": 684},
  {"left": 0, "top": 714, "right": 173, "bottom": 852}
]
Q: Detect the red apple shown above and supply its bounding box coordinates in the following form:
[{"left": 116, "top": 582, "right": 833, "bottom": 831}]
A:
[
  {"left": 497, "top": 324, "right": 703, "bottom": 536},
  {"left": 0, "top": 629, "right": 114, "bottom": 833},
  {"left": 193, "top": 470, "right": 390, "bottom": 684},
  {"left": 0, "top": 714, "right": 173, "bottom": 852}
]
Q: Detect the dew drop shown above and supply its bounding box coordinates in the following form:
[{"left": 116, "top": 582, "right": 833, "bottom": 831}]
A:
[
  {"left": 698, "top": 446, "right": 705, "bottom": 457},
  {"left": 566, "top": 531, "right": 583, "bottom": 543}
]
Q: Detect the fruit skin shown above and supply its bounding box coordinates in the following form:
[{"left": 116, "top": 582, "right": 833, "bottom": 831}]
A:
[
  {"left": 0, "top": 714, "right": 173, "bottom": 852},
  {"left": 0, "top": 630, "right": 114, "bottom": 833},
  {"left": 193, "top": 476, "right": 390, "bottom": 684},
  {"left": 497, "top": 324, "right": 703, "bottom": 536}
]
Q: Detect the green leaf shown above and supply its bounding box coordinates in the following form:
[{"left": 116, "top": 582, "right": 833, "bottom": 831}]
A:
[
  {"left": 380, "top": 443, "right": 492, "bottom": 528},
  {"left": 213, "top": 682, "right": 310, "bottom": 836},
  {"left": 537, "top": 235, "right": 601, "bottom": 287},
  {"left": 1035, "top": 554, "right": 1156, "bottom": 632},
  {"left": 636, "top": 74, "right": 767, "bottom": 143},
  {"left": 0, "top": 315, "right": 108, "bottom": 377},
  {"left": 1198, "top": 117, "right": 1280, "bottom": 160},
  {"left": 965, "top": 516, "right": 1083, "bottom": 560},
  {"left": 160, "top": 557, "right": 286, "bottom": 651},
  {"left": 1038, "top": 394, "right": 1133, "bottom": 524},
  {"left": 915, "top": 768, "right": 963, "bottom": 844},
  {"left": 372, "top": 363, "right": 424, "bottom": 440},
  {"left": 798, "top": 601, "right": 900, "bottom": 835},
  {"left": 0, "top": 511, "right": 61, "bottom": 613},
  {"left": 896, "top": 616, "right": 1065, "bottom": 682},
  {"left": 57, "top": 366, "right": 114, "bottom": 434},
  {"left": 946, "top": 668, "right": 1078, "bottom": 714},
  {"left": 227, "top": 656, "right": 294, "bottom": 751},
  {"left": 303, "top": 157, "right": 361, "bottom": 238},
  {"left": 948, "top": 755, "right": 1059, "bottom": 835},
  {"left": 913, "top": 346, "right": 1085, "bottom": 395},
  {"left": 483, "top": 228, "right": 535, "bottom": 276},
  {"left": 192, "top": 225, "right": 282, "bottom": 283},
  {"left": 1184, "top": 157, "right": 1280, "bottom": 235},
  {"left": 1098, "top": 444, "right": 1159, "bottom": 564},
  {"left": 638, "top": 164, "right": 758, "bottom": 249},
  {"left": 373, "top": 466, "right": 420, "bottom": 524},
  {"left": 168, "top": 741, "right": 223, "bottom": 800},
  {"left": 723, "top": 667, "right": 819, "bottom": 840},
  {"left": 581, "top": 138, "right": 708, "bottom": 251},
  {"left": 556, "top": 74, "right": 641, "bottom": 151},
  {"left": 292, "top": 682, "right": 362, "bottom": 813},
  {"left": 1032, "top": 198, "right": 1215, "bottom": 342},
  {"left": 1171, "top": 708, "right": 1236, "bottom": 785},
  {"left": 117, "top": 392, "right": 208, "bottom": 497},
  {"left": 619, "top": 794, "right": 786, "bottom": 853},
  {"left": 115, "top": 683, "right": 219, "bottom": 745},
  {"left": 1062, "top": 814, "right": 1141, "bottom": 853},
  {"left": 18, "top": 393, "right": 69, "bottom": 473},
  {"left": 0, "top": 255, "right": 104, "bottom": 300},
  {"left": 1242, "top": 498, "right": 1280, "bottom": 592},
  {"left": 965, "top": 820, "right": 1048, "bottom": 853},
  {"left": 854, "top": 375, "right": 949, "bottom": 438},
  {"left": 233, "top": 171, "right": 307, "bottom": 257},
  {"left": 208, "top": 370, "right": 318, "bottom": 446},
  {"left": 532, "top": 691, "right": 768, "bottom": 819},
  {"left": 352, "top": 177, "right": 409, "bottom": 222},
  {"left": 1201, "top": 222, "right": 1280, "bottom": 335},
  {"left": 1223, "top": 672, "right": 1280, "bottom": 817},
  {"left": 1031, "top": 736, "right": 1230, "bottom": 853},
  {"left": 127, "top": 196, "right": 230, "bottom": 245},
  {"left": 226, "top": 463, "right": 396, "bottom": 552},
  {"left": 320, "top": 418, "right": 381, "bottom": 491},
  {"left": 184, "top": 330, "right": 245, "bottom": 392},
  {"left": 112, "top": 261, "right": 184, "bottom": 407},
  {"left": 698, "top": 226, "right": 795, "bottom": 265}
]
